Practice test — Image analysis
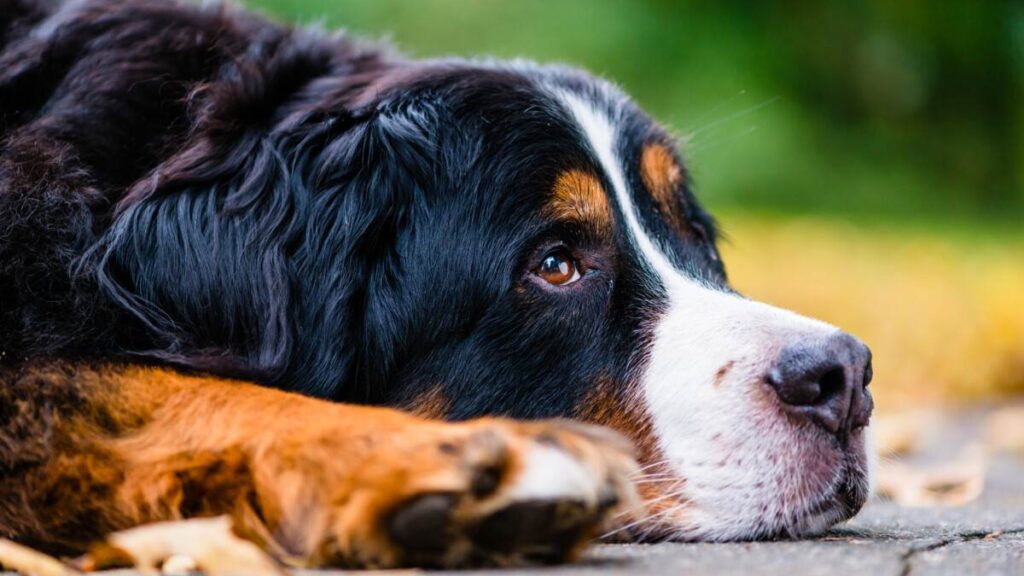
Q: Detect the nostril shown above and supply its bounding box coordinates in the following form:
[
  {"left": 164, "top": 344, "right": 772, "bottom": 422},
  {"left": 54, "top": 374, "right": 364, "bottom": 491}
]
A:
[
  {"left": 768, "top": 363, "right": 845, "bottom": 408},
  {"left": 817, "top": 366, "right": 846, "bottom": 405},
  {"left": 767, "top": 366, "right": 820, "bottom": 406},
  {"left": 863, "top": 360, "right": 873, "bottom": 387}
]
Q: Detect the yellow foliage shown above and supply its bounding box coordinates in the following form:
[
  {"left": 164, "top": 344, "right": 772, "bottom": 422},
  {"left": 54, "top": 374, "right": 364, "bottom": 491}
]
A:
[{"left": 719, "top": 215, "right": 1024, "bottom": 410}]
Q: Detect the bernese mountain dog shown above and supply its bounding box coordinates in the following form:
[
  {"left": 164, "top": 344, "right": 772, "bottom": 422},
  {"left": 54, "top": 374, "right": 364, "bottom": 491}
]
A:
[{"left": 0, "top": 0, "right": 875, "bottom": 569}]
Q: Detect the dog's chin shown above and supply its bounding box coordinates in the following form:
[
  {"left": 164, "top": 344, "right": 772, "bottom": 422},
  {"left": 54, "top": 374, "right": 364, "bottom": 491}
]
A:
[
  {"left": 775, "top": 457, "right": 870, "bottom": 539},
  {"left": 620, "top": 428, "right": 871, "bottom": 543}
]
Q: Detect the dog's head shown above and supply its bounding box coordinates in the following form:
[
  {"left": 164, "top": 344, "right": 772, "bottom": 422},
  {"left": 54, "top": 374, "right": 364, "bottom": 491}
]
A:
[
  {"left": 324, "top": 62, "right": 874, "bottom": 541},
  {"left": 107, "top": 52, "right": 873, "bottom": 541}
]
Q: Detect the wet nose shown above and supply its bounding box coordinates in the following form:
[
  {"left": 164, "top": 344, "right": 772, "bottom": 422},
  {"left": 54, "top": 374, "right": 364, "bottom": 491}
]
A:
[{"left": 766, "top": 332, "right": 873, "bottom": 440}]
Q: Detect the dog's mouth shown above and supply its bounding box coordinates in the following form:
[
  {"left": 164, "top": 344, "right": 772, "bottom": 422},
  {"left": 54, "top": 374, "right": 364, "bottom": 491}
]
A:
[
  {"left": 776, "top": 456, "right": 870, "bottom": 539},
  {"left": 610, "top": 427, "right": 872, "bottom": 543}
]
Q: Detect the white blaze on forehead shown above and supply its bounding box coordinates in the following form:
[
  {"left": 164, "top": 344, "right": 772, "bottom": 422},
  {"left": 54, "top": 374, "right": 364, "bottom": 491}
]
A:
[
  {"left": 553, "top": 87, "right": 857, "bottom": 540},
  {"left": 554, "top": 92, "right": 683, "bottom": 285}
]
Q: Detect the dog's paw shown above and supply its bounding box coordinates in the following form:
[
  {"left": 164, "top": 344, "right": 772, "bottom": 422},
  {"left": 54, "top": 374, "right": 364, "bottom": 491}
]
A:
[{"left": 282, "top": 418, "right": 639, "bottom": 569}]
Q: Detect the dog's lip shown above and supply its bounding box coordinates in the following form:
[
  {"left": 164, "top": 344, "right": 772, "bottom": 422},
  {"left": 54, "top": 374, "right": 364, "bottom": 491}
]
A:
[
  {"left": 619, "top": 422, "right": 870, "bottom": 542},
  {"left": 833, "top": 481, "right": 866, "bottom": 517},
  {"left": 794, "top": 453, "right": 869, "bottom": 532},
  {"left": 616, "top": 462, "right": 868, "bottom": 542},
  {"left": 805, "top": 474, "right": 864, "bottom": 522}
]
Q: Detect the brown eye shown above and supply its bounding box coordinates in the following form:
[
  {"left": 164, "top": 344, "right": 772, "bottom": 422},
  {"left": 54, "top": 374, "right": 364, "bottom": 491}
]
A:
[{"left": 536, "top": 248, "right": 581, "bottom": 286}]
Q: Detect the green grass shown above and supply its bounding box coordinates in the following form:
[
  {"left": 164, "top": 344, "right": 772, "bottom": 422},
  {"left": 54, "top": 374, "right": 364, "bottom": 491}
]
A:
[
  {"left": 244, "top": 0, "right": 1024, "bottom": 224},
  {"left": 240, "top": 2, "right": 1024, "bottom": 406}
]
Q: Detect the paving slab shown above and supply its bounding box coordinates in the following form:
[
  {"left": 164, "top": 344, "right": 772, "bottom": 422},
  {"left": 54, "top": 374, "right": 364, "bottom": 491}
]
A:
[{"left": 908, "top": 533, "right": 1024, "bottom": 576}]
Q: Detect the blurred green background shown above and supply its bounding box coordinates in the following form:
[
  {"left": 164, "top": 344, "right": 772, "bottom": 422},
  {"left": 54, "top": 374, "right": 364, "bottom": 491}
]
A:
[{"left": 246, "top": 0, "right": 1024, "bottom": 408}]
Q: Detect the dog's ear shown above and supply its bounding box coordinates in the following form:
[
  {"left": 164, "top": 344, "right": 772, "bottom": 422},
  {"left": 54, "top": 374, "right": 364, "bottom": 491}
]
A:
[
  {"left": 88, "top": 32, "right": 335, "bottom": 380},
  {"left": 92, "top": 79, "right": 442, "bottom": 396},
  {"left": 301, "top": 100, "right": 441, "bottom": 398}
]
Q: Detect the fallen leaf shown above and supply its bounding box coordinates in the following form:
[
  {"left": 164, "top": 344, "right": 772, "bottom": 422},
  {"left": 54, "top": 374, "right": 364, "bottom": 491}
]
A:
[
  {"left": 872, "top": 411, "right": 939, "bottom": 457},
  {"left": 985, "top": 406, "right": 1024, "bottom": 454},
  {"left": 80, "top": 516, "right": 284, "bottom": 576},
  {"left": 161, "top": 554, "right": 198, "bottom": 575},
  {"left": 875, "top": 447, "right": 987, "bottom": 507}
]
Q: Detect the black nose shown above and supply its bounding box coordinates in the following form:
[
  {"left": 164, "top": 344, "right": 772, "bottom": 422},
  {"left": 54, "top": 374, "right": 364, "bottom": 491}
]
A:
[{"left": 766, "top": 332, "right": 873, "bottom": 440}]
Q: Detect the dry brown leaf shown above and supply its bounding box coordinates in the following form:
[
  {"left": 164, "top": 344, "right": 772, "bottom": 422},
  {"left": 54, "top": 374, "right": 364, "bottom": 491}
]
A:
[
  {"left": 871, "top": 411, "right": 939, "bottom": 457},
  {"left": 875, "top": 447, "right": 987, "bottom": 507},
  {"left": 985, "top": 405, "right": 1024, "bottom": 454},
  {"left": 160, "top": 554, "right": 199, "bottom": 575},
  {"left": 0, "top": 538, "right": 80, "bottom": 576},
  {"left": 80, "top": 516, "right": 284, "bottom": 576}
]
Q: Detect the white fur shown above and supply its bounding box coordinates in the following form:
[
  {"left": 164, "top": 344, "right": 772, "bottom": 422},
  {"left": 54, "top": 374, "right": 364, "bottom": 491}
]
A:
[
  {"left": 553, "top": 86, "right": 868, "bottom": 540},
  {"left": 506, "top": 444, "right": 600, "bottom": 504}
]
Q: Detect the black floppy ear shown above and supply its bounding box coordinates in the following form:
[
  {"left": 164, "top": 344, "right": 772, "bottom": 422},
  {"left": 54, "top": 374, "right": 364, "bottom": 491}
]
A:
[
  {"left": 287, "top": 99, "right": 443, "bottom": 398},
  {"left": 91, "top": 122, "right": 319, "bottom": 380},
  {"left": 92, "top": 86, "right": 444, "bottom": 397},
  {"left": 88, "top": 33, "right": 338, "bottom": 380}
]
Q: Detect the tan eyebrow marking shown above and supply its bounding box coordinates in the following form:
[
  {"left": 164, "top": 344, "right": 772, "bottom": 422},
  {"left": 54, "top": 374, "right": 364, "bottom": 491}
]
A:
[
  {"left": 640, "top": 143, "right": 687, "bottom": 231},
  {"left": 545, "top": 169, "right": 612, "bottom": 227}
]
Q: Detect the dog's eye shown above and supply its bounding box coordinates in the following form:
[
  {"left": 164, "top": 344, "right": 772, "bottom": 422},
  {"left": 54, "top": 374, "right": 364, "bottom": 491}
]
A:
[{"left": 536, "top": 248, "right": 581, "bottom": 286}]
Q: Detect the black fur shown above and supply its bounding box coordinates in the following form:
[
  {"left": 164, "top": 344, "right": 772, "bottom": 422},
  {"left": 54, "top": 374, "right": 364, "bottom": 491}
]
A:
[{"left": 0, "top": 0, "right": 724, "bottom": 418}]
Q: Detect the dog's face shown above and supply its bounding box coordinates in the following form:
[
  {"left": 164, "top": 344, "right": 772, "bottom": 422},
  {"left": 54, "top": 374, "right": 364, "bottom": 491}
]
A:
[{"left": 323, "top": 62, "right": 875, "bottom": 542}]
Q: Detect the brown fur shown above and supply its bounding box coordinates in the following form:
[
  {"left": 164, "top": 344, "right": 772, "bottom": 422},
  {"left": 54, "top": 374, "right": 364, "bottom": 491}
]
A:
[
  {"left": 545, "top": 170, "right": 612, "bottom": 230},
  {"left": 640, "top": 143, "right": 687, "bottom": 233},
  {"left": 573, "top": 375, "right": 679, "bottom": 512},
  {"left": 0, "top": 364, "right": 633, "bottom": 567},
  {"left": 403, "top": 385, "right": 452, "bottom": 419}
]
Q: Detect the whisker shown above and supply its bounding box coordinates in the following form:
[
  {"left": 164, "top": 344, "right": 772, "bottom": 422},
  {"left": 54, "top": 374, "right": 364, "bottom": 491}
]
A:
[
  {"left": 633, "top": 471, "right": 677, "bottom": 478},
  {"left": 602, "top": 500, "right": 685, "bottom": 540},
  {"left": 687, "top": 125, "right": 759, "bottom": 154},
  {"left": 683, "top": 89, "right": 748, "bottom": 132},
  {"left": 615, "top": 486, "right": 685, "bottom": 515},
  {"left": 685, "top": 96, "right": 779, "bottom": 138},
  {"left": 633, "top": 459, "right": 671, "bottom": 473},
  {"left": 639, "top": 459, "right": 666, "bottom": 468},
  {"left": 633, "top": 475, "right": 680, "bottom": 484},
  {"left": 609, "top": 484, "right": 687, "bottom": 522}
]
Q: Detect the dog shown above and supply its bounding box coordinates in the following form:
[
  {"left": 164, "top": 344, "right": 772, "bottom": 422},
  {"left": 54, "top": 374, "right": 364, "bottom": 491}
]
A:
[{"left": 0, "top": 0, "right": 874, "bottom": 569}]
